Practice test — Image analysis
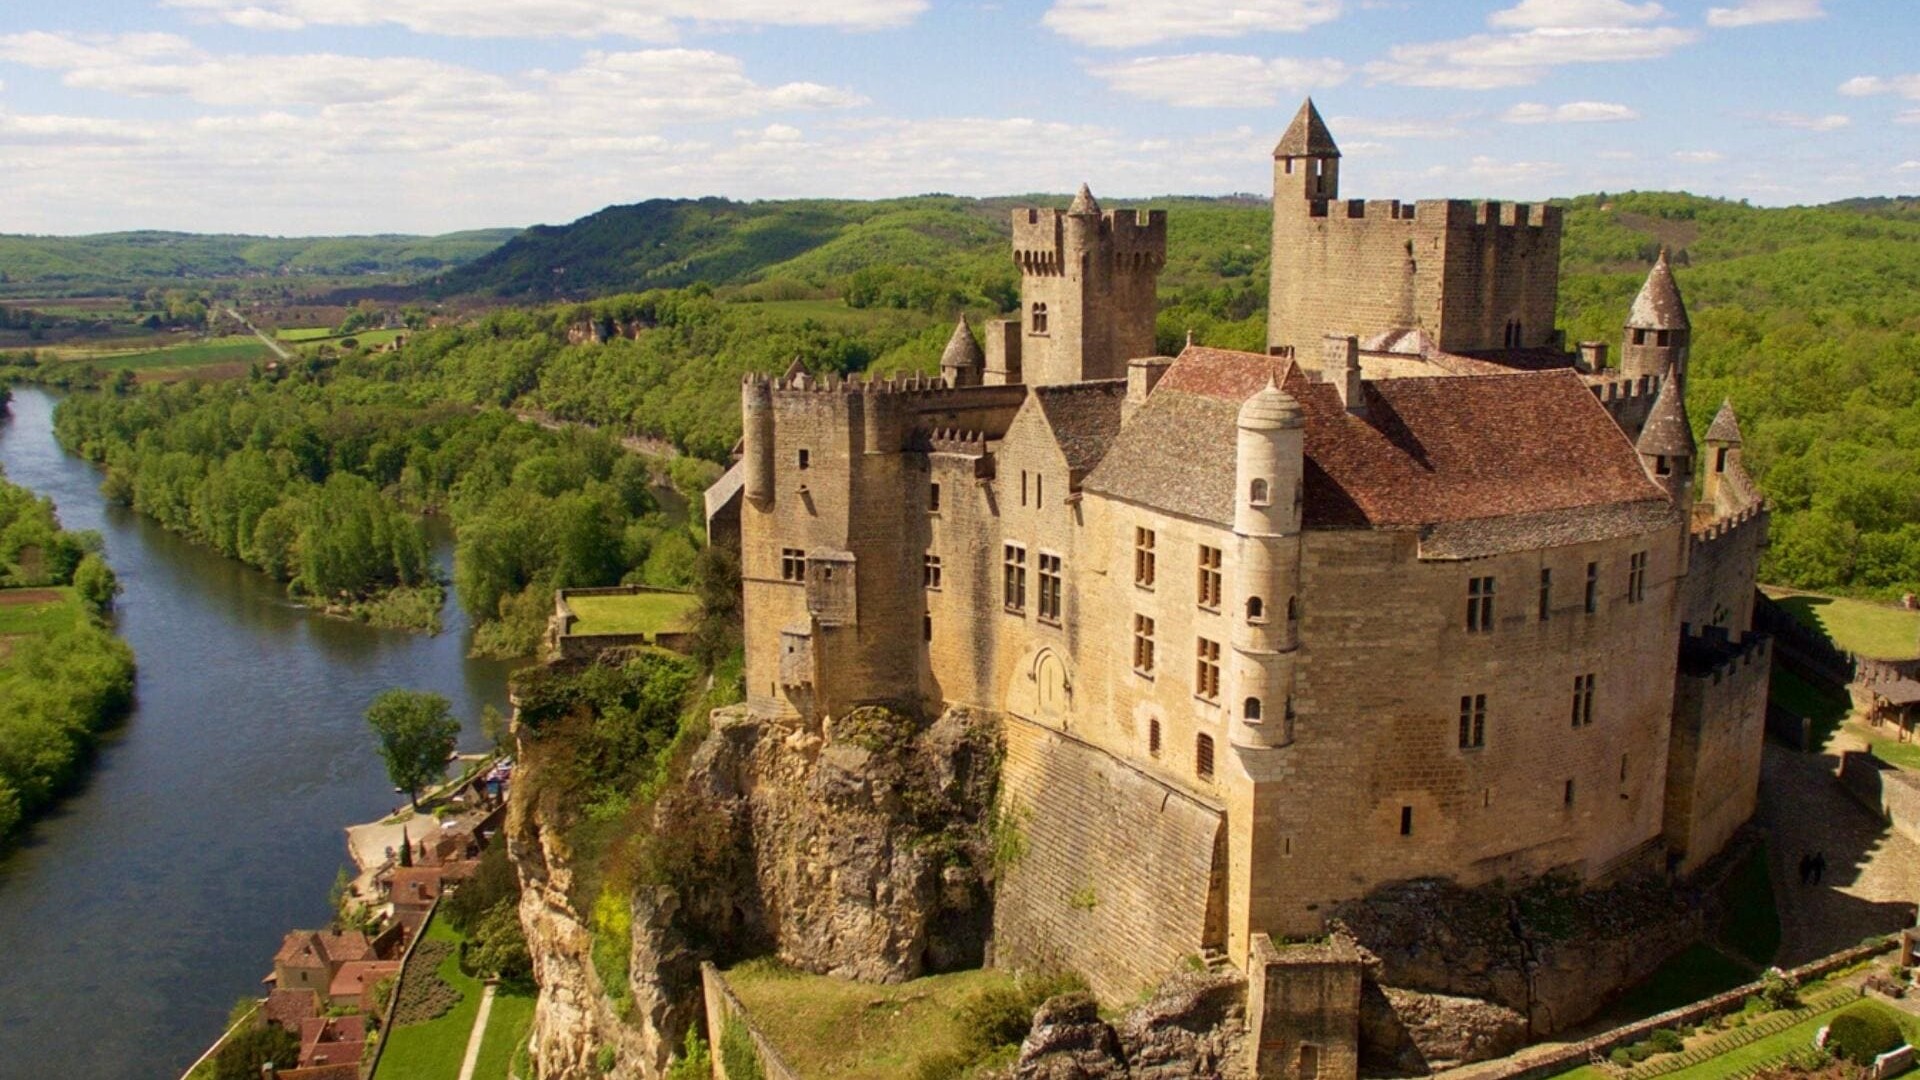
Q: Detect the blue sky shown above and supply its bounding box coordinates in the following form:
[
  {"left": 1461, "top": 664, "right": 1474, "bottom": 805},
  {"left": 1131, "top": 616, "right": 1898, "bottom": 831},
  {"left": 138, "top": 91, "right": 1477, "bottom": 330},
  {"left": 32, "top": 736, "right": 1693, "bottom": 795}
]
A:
[{"left": 0, "top": 0, "right": 1914, "bottom": 235}]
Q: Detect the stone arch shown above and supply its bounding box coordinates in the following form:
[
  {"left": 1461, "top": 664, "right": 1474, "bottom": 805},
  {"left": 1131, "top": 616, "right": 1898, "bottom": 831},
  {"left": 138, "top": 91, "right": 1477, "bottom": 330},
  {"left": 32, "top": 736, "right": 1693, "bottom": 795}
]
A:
[{"left": 1006, "top": 646, "right": 1074, "bottom": 730}]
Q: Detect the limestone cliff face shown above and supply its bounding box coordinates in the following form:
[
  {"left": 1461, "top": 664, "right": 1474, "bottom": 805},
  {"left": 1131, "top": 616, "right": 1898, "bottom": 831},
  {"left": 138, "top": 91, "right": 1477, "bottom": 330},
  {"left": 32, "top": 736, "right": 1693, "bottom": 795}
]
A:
[
  {"left": 512, "top": 702, "right": 1000, "bottom": 1078},
  {"left": 1334, "top": 873, "right": 1700, "bottom": 1072}
]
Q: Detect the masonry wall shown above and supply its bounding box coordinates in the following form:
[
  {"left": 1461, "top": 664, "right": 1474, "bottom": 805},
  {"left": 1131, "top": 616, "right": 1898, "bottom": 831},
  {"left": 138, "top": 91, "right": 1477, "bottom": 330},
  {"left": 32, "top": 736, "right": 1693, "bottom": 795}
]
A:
[
  {"left": 993, "top": 714, "right": 1227, "bottom": 1003},
  {"left": 1664, "top": 634, "right": 1770, "bottom": 875},
  {"left": 1247, "top": 934, "right": 1365, "bottom": 1080},
  {"left": 1268, "top": 194, "right": 1562, "bottom": 356},
  {"left": 1232, "top": 522, "right": 1685, "bottom": 943},
  {"left": 1681, "top": 507, "right": 1769, "bottom": 635}
]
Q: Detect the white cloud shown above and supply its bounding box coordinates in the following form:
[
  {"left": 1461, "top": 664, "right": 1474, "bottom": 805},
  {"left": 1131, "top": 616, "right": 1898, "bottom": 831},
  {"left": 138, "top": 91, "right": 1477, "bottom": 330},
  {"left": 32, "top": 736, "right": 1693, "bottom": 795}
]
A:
[
  {"left": 1705, "top": 0, "right": 1823, "bottom": 27},
  {"left": 1671, "top": 149, "right": 1724, "bottom": 163},
  {"left": 1041, "top": 0, "right": 1341, "bottom": 48},
  {"left": 1765, "top": 111, "right": 1849, "bottom": 131},
  {"left": 1425, "top": 154, "right": 1565, "bottom": 188},
  {"left": 1839, "top": 74, "right": 1920, "bottom": 100},
  {"left": 160, "top": 0, "right": 926, "bottom": 39},
  {"left": 1366, "top": 25, "right": 1696, "bottom": 88},
  {"left": 1487, "top": 0, "right": 1665, "bottom": 29},
  {"left": 1087, "top": 54, "right": 1346, "bottom": 107},
  {"left": 1332, "top": 115, "right": 1465, "bottom": 139},
  {"left": 0, "top": 33, "right": 863, "bottom": 120},
  {"left": 1503, "top": 100, "right": 1638, "bottom": 123},
  {"left": 1900, "top": 110, "right": 1920, "bottom": 125},
  {"left": 1895, "top": 161, "right": 1920, "bottom": 172}
]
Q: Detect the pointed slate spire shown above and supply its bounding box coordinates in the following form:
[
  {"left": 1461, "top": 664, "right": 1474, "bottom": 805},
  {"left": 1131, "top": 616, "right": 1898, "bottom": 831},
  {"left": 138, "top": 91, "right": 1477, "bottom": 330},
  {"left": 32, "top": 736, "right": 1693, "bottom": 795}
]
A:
[
  {"left": 1628, "top": 247, "right": 1690, "bottom": 330},
  {"left": 940, "top": 317, "right": 982, "bottom": 370},
  {"left": 1635, "top": 363, "right": 1695, "bottom": 459},
  {"left": 1068, "top": 182, "right": 1101, "bottom": 216},
  {"left": 1705, "top": 399, "right": 1743, "bottom": 446},
  {"left": 1274, "top": 97, "right": 1340, "bottom": 158}
]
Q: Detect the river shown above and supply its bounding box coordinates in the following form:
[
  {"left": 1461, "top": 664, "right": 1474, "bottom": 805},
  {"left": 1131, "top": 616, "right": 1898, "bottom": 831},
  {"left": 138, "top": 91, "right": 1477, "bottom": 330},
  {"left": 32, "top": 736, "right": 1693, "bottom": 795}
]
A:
[{"left": 0, "top": 387, "right": 515, "bottom": 1080}]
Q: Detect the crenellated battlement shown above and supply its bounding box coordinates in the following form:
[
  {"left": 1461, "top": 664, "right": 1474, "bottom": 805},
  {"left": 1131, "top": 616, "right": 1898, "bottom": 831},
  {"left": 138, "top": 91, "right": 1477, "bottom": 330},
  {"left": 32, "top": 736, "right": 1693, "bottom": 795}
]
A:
[
  {"left": 922, "top": 427, "right": 991, "bottom": 455},
  {"left": 1590, "top": 372, "right": 1663, "bottom": 403},
  {"left": 1011, "top": 206, "right": 1167, "bottom": 276},
  {"left": 743, "top": 369, "right": 1017, "bottom": 402},
  {"left": 1678, "top": 624, "right": 1771, "bottom": 682},
  {"left": 1692, "top": 501, "right": 1769, "bottom": 544}
]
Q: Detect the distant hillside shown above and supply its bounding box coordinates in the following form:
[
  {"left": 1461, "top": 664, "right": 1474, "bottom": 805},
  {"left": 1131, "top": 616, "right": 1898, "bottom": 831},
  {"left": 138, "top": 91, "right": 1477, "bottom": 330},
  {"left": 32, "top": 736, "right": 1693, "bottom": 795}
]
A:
[
  {"left": 0, "top": 228, "right": 520, "bottom": 290},
  {"left": 427, "top": 194, "right": 1271, "bottom": 303}
]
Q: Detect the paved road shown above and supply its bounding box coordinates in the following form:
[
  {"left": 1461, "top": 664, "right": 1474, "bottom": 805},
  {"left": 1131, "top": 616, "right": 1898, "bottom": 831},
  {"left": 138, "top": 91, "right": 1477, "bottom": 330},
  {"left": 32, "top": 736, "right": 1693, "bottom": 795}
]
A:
[
  {"left": 1758, "top": 722, "right": 1920, "bottom": 965},
  {"left": 456, "top": 983, "right": 498, "bottom": 1080}
]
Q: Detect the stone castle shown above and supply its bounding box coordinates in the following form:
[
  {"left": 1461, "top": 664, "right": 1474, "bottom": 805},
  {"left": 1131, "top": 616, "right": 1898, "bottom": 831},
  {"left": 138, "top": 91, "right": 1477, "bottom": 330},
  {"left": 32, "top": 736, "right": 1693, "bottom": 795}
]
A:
[{"left": 705, "top": 99, "right": 1772, "bottom": 1077}]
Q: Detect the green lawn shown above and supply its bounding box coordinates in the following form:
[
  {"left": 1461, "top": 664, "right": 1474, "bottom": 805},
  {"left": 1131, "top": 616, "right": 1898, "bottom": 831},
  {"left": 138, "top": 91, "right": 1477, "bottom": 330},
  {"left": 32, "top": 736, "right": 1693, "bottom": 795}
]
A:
[
  {"left": 752, "top": 298, "right": 909, "bottom": 328},
  {"left": 374, "top": 915, "right": 482, "bottom": 1080},
  {"left": 1851, "top": 724, "right": 1920, "bottom": 771},
  {"left": 564, "top": 591, "right": 698, "bottom": 636},
  {"left": 1771, "top": 666, "right": 1852, "bottom": 746},
  {"left": 1556, "top": 997, "right": 1889, "bottom": 1080},
  {"left": 725, "top": 961, "right": 1019, "bottom": 1080},
  {"left": 469, "top": 985, "right": 535, "bottom": 1080},
  {"left": 275, "top": 326, "right": 337, "bottom": 341},
  {"left": 1768, "top": 590, "right": 1920, "bottom": 660}
]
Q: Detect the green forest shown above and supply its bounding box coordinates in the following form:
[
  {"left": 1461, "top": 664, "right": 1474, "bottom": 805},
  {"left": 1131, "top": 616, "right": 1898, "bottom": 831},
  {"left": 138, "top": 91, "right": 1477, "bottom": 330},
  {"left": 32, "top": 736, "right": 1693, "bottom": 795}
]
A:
[
  {"left": 50, "top": 379, "right": 711, "bottom": 652},
  {"left": 17, "top": 186, "right": 1920, "bottom": 607},
  {"left": 0, "top": 466, "right": 135, "bottom": 846}
]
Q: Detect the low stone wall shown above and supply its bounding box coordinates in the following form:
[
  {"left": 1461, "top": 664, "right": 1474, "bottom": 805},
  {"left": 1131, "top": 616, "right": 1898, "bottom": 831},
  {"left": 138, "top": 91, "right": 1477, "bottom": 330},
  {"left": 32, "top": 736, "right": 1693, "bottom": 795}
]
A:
[
  {"left": 546, "top": 585, "right": 698, "bottom": 661},
  {"left": 1839, "top": 751, "right": 1920, "bottom": 847},
  {"left": 1433, "top": 937, "right": 1897, "bottom": 1080},
  {"left": 700, "top": 962, "right": 802, "bottom": 1080}
]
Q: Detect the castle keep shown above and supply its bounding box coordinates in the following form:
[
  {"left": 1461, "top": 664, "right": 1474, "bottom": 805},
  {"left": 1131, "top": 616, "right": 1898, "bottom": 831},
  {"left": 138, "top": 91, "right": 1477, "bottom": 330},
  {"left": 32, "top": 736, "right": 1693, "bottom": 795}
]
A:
[{"left": 708, "top": 99, "right": 1770, "bottom": 1078}]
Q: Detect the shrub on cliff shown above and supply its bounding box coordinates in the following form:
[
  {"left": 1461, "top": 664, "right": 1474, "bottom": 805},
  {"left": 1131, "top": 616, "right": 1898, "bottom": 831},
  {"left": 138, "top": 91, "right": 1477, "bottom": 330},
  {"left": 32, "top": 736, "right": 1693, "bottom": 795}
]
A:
[
  {"left": 957, "top": 971, "right": 1091, "bottom": 1061},
  {"left": 1825, "top": 1004, "right": 1904, "bottom": 1066}
]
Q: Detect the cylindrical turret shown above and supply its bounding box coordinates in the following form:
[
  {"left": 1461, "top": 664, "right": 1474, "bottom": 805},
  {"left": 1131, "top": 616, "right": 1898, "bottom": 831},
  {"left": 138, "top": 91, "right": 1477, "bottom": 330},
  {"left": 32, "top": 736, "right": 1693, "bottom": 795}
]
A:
[
  {"left": 860, "top": 382, "right": 906, "bottom": 456},
  {"left": 1232, "top": 381, "right": 1305, "bottom": 750},
  {"left": 1621, "top": 248, "right": 1691, "bottom": 385},
  {"left": 743, "top": 376, "right": 774, "bottom": 505}
]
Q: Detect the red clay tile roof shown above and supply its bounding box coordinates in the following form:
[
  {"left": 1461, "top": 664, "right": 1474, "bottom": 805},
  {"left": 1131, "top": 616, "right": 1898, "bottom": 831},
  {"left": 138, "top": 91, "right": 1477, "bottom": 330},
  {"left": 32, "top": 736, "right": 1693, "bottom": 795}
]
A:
[
  {"left": 299, "top": 1016, "right": 367, "bottom": 1068},
  {"left": 281, "top": 1065, "right": 360, "bottom": 1080},
  {"left": 1085, "top": 345, "right": 1668, "bottom": 531},
  {"left": 263, "top": 989, "right": 320, "bottom": 1030},
  {"left": 329, "top": 960, "right": 400, "bottom": 1002},
  {"left": 275, "top": 931, "right": 324, "bottom": 968}
]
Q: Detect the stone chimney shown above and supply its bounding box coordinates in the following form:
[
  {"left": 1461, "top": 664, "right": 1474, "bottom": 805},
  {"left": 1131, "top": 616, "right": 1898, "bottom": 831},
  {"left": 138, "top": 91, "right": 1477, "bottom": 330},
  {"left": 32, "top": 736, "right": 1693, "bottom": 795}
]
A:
[
  {"left": 1124, "top": 355, "right": 1172, "bottom": 425},
  {"left": 1324, "top": 334, "right": 1363, "bottom": 415},
  {"left": 1578, "top": 341, "right": 1607, "bottom": 372}
]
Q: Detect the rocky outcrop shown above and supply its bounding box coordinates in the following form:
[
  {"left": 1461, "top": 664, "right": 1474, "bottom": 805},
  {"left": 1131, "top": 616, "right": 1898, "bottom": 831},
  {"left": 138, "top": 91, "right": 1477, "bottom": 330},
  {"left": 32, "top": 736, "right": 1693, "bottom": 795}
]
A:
[
  {"left": 1013, "top": 971, "right": 1253, "bottom": 1080},
  {"left": 681, "top": 703, "right": 999, "bottom": 981},
  {"left": 513, "top": 702, "right": 1000, "bottom": 1078},
  {"left": 1334, "top": 871, "right": 1701, "bottom": 1069}
]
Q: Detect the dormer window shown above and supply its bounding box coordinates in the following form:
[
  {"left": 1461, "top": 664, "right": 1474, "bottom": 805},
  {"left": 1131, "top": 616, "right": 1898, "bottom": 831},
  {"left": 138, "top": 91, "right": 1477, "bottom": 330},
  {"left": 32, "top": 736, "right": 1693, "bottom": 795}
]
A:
[
  {"left": 1655, "top": 455, "right": 1671, "bottom": 476},
  {"left": 1249, "top": 478, "right": 1270, "bottom": 506}
]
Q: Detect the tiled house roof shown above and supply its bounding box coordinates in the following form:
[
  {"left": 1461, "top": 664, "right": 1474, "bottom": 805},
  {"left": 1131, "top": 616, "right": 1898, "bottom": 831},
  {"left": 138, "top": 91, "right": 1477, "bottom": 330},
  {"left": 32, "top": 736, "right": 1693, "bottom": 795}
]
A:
[{"left": 1084, "top": 345, "right": 1668, "bottom": 533}]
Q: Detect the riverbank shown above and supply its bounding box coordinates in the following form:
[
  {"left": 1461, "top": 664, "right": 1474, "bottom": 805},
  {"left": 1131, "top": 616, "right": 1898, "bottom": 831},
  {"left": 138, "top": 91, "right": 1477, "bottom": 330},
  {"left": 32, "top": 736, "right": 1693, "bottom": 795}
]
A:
[
  {"left": 0, "top": 460, "right": 136, "bottom": 848},
  {"left": 0, "top": 386, "right": 514, "bottom": 1079}
]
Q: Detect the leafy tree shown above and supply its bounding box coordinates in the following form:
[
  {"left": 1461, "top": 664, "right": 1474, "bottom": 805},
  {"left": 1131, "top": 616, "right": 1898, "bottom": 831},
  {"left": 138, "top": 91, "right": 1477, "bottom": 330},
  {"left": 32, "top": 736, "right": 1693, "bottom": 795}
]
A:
[
  {"left": 365, "top": 690, "right": 460, "bottom": 808},
  {"left": 212, "top": 1023, "right": 296, "bottom": 1080},
  {"left": 72, "top": 553, "right": 118, "bottom": 614}
]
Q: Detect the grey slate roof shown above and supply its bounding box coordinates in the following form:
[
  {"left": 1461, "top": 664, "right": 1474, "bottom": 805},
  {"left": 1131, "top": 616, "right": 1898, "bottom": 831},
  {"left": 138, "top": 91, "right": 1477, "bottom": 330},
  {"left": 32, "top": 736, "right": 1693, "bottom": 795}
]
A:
[
  {"left": 1419, "top": 501, "right": 1684, "bottom": 560},
  {"left": 1628, "top": 248, "right": 1690, "bottom": 330},
  {"left": 940, "top": 317, "right": 983, "bottom": 369},
  {"left": 1706, "top": 399, "right": 1743, "bottom": 446},
  {"left": 1068, "top": 183, "right": 1101, "bottom": 216},
  {"left": 1635, "top": 367, "right": 1695, "bottom": 458},
  {"left": 1034, "top": 379, "right": 1127, "bottom": 476},
  {"left": 1274, "top": 98, "right": 1340, "bottom": 158}
]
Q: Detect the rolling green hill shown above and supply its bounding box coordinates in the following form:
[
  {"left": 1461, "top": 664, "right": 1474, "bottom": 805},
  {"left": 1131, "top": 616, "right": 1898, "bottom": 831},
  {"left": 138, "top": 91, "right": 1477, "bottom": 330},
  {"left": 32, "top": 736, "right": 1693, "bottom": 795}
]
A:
[{"left": 0, "top": 228, "right": 520, "bottom": 289}]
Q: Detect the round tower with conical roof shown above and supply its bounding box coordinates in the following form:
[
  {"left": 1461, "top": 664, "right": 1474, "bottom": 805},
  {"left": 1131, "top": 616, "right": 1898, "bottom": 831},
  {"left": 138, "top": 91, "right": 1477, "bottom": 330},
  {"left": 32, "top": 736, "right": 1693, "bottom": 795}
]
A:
[
  {"left": 1636, "top": 363, "right": 1696, "bottom": 574},
  {"left": 1702, "top": 398, "right": 1745, "bottom": 513},
  {"left": 1622, "top": 248, "right": 1691, "bottom": 385},
  {"left": 1231, "top": 378, "right": 1305, "bottom": 750},
  {"left": 940, "top": 316, "right": 983, "bottom": 388}
]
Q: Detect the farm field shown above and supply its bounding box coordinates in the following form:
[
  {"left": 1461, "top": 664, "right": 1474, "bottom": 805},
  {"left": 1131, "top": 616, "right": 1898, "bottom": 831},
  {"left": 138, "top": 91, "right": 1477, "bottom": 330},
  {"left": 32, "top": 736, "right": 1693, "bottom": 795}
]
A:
[{"left": 0, "top": 586, "right": 85, "bottom": 669}]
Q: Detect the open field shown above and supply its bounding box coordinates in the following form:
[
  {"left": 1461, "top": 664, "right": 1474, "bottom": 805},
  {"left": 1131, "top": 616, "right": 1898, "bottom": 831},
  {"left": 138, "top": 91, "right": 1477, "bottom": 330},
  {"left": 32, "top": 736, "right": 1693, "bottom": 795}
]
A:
[
  {"left": 0, "top": 586, "right": 84, "bottom": 638},
  {"left": 275, "top": 326, "right": 338, "bottom": 341},
  {"left": 564, "top": 591, "right": 698, "bottom": 636},
  {"left": 374, "top": 915, "right": 482, "bottom": 1080},
  {"left": 724, "top": 961, "right": 1020, "bottom": 1080},
  {"left": 1766, "top": 589, "right": 1920, "bottom": 660}
]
